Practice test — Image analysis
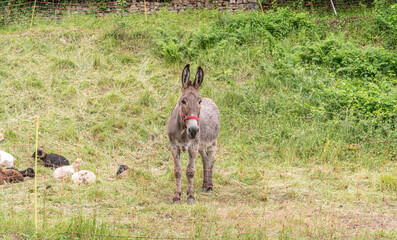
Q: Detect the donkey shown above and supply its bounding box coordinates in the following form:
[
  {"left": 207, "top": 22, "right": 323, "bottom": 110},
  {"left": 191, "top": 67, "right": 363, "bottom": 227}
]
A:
[{"left": 167, "top": 64, "right": 220, "bottom": 204}]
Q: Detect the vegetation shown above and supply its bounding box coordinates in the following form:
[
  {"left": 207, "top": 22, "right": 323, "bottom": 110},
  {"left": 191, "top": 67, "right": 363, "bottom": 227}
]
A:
[{"left": 0, "top": 4, "right": 396, "bottom": 239}]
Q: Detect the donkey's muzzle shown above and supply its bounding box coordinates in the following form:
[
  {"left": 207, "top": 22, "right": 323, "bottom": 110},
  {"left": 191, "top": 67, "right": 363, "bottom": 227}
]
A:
[{"left": 188, "top": 126, "right": 199, "bottom": 139}]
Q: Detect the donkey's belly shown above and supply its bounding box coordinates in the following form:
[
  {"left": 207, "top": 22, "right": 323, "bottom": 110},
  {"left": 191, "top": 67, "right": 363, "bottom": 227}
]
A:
[
  {"left": 174, "top": 140, "right": 197, "bottom": 152},
  {"left": 199, "top": 138, "right": 216, "bottom": 149}
]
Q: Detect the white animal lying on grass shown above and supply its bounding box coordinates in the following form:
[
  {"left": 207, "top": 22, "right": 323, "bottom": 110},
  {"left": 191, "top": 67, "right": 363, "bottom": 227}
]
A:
[
  {"left": 0, "top": 150, "right": 15, "bottom": 168},
  {"left": 53, "top": 158, "right": 81, "bottom": 179},
  {"left": 72, "top": 170, "right": 96, "bottom": 184}
]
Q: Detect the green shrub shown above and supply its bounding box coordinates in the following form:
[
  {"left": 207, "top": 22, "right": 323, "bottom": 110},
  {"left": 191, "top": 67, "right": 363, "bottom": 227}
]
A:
[
  {"left": 153, "top": 9, "right": 316, "bottom": 61},
  {"left": 215, "top": 9, "right": 314, "bottom": 39},
  {"left": 312, "top": 76, "right": 397, "bottom": 122},
  {"left": 156, "top": 37, "right": 188, "bottom": 63},
  {"left": 269, "top": 35, "right": 397, "bottom": 125},
  {"left": 374, "top": 4, "right": 397, "bottom": 49},
  {"left": 277, "top": 38, "right": 397, "bottom": 78}
]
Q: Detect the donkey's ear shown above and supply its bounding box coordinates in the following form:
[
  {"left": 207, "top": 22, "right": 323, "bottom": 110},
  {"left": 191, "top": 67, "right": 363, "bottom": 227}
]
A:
[
  {"left": 181, "top": 64, "right": 191, "bottom": 88},
  {"left": 193, "top": 67, "right": 204, "bottom": 89}
]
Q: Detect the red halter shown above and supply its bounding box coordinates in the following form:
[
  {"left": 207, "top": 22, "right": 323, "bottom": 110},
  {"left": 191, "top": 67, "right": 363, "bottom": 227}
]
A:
[{"left": 181, "top": 108, "right": 199, "bottom": 129}]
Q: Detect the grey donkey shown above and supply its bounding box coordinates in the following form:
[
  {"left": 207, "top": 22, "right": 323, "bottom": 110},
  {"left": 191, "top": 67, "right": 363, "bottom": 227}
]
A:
[{"left": 167, "top": 64, "right": 220, "bottom": 204}]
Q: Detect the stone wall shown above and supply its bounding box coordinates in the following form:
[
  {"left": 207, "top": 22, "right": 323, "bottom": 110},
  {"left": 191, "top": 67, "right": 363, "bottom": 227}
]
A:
[{"left": 128, "top": 0, "right": 258, "bottom": 14}]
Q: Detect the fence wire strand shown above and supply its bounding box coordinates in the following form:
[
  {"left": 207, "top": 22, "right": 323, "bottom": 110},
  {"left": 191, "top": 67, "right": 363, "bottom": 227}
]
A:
[{"left": 1, "top": 0, "right": 395, "bottom": 26}]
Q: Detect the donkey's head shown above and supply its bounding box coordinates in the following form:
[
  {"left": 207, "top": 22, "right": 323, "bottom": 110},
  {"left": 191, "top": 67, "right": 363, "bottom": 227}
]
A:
[{"left": 179, "top": 64, "right": 204, "bottom": 139}]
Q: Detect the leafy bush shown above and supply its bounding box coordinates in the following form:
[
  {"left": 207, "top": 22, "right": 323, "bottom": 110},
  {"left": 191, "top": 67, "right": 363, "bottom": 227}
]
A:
[
  {"left": 157, "top": 38, "right": 187, "bottom": 63},
  {"left": 195, "top": 9, "right": 314, "bottom": 48},
  {"left": 286, "top": 38, "right": 397, "bottom": 78},
  {"left": 311, "top": 76, "right": 397, "bottom": 123},
  {"left": 270, "top": 35, "right": 397, "bottom": 124},
  {"left": 154, "top": 9, "right": 315, "bottom": 63},
  {"left": 374, "top": 4, "right": 397, "bottom": 49}
]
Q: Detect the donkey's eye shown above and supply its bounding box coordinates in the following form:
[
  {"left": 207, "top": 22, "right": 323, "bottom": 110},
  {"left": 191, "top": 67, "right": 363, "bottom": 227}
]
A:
[
  {"left": 182, "top": 100, "right": 187, "bottom": 105},
  {"left": 198, "top": 100, "right": 202, "bottom": 105}
]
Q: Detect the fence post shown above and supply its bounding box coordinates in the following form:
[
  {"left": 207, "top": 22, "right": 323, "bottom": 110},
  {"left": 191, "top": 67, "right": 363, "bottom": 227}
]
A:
[
  {"left": 30, "top": 0, "right": 38, "bottom": 29},
  {"left": 257, "top": 0, "right": 264, "bottom": 14},
  {"left": 144, "top": 0, "right": 148, "bottom": 20},
  {"left": 330, "top": 0, "right": 338, "bottom": 16},
  {"left": 34, "top": 117, "right": 39, "bottom": 237}
]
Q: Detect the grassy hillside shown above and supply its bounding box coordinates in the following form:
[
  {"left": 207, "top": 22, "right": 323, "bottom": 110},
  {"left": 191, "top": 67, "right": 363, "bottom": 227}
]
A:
[{"left": 0, "top": 6, "right": 396, "bottom": 239}]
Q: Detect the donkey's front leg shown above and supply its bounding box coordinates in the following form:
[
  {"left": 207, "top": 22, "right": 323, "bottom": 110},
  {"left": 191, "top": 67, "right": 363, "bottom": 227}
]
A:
[
  {"left": 186, "top": 148, "right": 198, "bottom": 204},
  {"left": 171, "top": 146, "right": 182, "bottom": 203}
]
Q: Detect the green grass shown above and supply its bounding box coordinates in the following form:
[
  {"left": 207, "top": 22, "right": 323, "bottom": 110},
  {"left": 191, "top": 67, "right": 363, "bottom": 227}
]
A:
[{"left": 0, "top": 6, "right": 397, "bottom": 239}]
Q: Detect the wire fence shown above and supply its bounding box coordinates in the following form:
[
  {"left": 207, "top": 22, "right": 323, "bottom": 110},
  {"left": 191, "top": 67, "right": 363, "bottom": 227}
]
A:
[
  {"left": 0, "top": 0, "right": 395, "bottom": 26},
  {"left": 1, "top": 120, "right": 396, "bottom": 238}
]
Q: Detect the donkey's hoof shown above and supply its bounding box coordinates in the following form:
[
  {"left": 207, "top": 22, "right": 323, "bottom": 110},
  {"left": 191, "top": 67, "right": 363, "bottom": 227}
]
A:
[
  {"left": 202, "top": 187, "right": 213, "bottom": 193},
  {"left": 172, "top": 198, "right": 181, "bottom": 204},
  {"left": 188, "top": 197, "right": 195, "bottom": 204}
]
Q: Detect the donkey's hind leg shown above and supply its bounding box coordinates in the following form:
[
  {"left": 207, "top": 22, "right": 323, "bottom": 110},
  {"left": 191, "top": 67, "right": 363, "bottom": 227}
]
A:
[
  {"left": 205, "top": 142, "right": 217, "bottom": 193},
  {"left": 199, "top": 150, "right": 209, "bottom": 192}
]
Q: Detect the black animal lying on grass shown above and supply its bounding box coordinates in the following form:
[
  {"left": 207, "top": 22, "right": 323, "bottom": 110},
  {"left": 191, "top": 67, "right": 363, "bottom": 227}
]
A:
[
  {"left": 116, "top": 164, "right": 130, "bottom": 178},
  {"left": 7, "top": 167, "right": 35, "bottom": 178},
  {"left": 32, "top": 146, "right": 70, "bottom": 169}
]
